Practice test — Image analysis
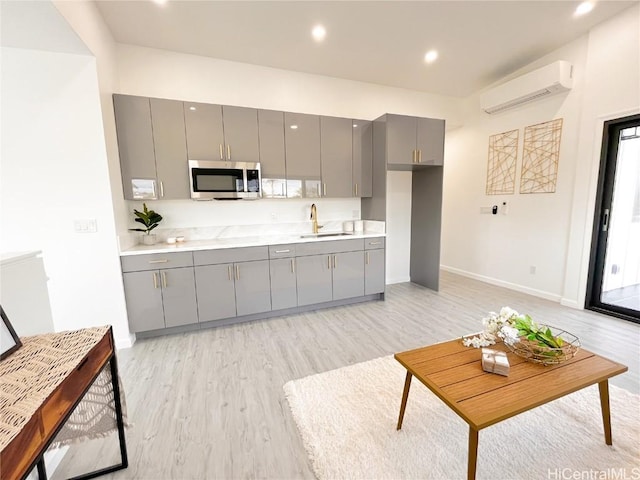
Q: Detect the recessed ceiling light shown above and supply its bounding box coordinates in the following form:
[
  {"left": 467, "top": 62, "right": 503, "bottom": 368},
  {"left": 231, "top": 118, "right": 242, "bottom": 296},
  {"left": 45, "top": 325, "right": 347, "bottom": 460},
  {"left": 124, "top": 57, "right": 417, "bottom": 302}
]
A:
[
  {"left": 290, "top": 125, "right": 298, "bottom": 130},
  {"left": 424, "top": 50, "right": 438, "bottom": 64},
  {"left": 574, "top": 1, "right": 594, "bottom": 16},
  {"left": 312, "top": 25, "right": 326, "bottom": 42}
]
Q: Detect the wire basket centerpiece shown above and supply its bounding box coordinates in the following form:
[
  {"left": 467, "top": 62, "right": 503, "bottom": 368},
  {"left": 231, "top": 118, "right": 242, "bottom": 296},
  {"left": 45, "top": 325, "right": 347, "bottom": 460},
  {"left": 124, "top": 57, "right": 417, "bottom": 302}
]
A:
[
  {"left": 461, "top": 307, "right": 581, "bottom": 366},
  {"left": 505, "top": 323, "right": 580, "bottom": 366}
]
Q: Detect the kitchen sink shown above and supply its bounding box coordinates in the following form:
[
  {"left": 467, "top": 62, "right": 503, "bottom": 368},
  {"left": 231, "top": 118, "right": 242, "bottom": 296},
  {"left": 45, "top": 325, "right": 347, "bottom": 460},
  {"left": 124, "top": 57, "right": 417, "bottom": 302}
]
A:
[{"left": 300, "top": 232, "right": 354, "bottom": 239}]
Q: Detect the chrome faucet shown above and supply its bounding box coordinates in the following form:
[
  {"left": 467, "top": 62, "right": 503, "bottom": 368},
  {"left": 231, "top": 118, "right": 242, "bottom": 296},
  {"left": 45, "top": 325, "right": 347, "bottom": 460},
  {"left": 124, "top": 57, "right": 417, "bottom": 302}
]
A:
[{"left": 310, "top": 203, "right": 323, "bottom": 234}]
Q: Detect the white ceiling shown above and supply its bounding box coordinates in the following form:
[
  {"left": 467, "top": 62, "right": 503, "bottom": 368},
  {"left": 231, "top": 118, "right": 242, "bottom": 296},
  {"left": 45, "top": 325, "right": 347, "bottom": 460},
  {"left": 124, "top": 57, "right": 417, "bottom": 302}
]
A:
[{"left": 94, "top": 0, "right": 637, "bottom": 98}]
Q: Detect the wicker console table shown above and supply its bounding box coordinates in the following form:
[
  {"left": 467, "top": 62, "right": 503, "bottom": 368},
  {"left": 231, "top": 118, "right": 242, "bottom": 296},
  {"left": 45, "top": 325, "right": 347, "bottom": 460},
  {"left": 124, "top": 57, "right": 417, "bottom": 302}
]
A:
[{"left": 0, "top": 326, "right": 128, "bottom": 480}]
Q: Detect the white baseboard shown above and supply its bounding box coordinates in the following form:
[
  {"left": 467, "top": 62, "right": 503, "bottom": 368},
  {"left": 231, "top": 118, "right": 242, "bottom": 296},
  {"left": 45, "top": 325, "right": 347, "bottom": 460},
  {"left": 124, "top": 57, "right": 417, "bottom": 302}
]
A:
[
  {"left": 441, "top": 265, "right": 562, "bottom": 303},
  {"left": 115, "top": 333, "right": 136, "bottom": 349},
  {"left": 386, "top": 276, "right": 411, "bottom": 285},
  {"left": 560, "top": 298, "right": 582, "bottom": 309}
]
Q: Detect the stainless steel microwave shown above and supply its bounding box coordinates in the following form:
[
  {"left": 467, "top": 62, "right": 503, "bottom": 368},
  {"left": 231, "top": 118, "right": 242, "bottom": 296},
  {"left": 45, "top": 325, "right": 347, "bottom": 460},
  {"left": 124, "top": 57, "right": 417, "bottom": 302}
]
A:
[{"left": 188, "top": 160, "right": 261, "bottom": 200}]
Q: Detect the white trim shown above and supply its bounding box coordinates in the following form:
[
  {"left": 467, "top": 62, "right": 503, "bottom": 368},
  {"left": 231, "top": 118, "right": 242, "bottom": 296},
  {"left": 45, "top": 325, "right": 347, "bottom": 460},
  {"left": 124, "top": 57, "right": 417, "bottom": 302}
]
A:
[
  {"left": 441, "top": 265, "right": 562, "bottom": 302},
  {"left": 560, "top": 298, "right": 581, "bottom": 309},
  {"left": 386, "top": 276, "right": 411, "bottom": 285},
  {"left": 115, "top": 333, "right": 136, "bottom": 349}
]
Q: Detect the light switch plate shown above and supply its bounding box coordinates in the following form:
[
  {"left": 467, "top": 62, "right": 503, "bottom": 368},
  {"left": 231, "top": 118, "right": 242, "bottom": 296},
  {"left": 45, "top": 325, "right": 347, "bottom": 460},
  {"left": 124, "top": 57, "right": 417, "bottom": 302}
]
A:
[{"left": 74, "top": 219, "right": 97, "bottom": 233}]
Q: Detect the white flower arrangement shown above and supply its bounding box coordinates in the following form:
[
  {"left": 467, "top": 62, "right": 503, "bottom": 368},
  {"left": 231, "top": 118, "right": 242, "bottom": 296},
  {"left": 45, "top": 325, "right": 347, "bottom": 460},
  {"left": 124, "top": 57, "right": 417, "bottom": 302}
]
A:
[{"left": 463, "top": 307, "right": 522, "bottom": 348}]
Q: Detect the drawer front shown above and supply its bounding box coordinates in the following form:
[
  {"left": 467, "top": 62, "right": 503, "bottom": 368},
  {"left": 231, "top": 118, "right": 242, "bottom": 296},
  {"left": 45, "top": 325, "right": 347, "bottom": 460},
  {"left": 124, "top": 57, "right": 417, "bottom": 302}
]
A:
[
  {"left": 364, "top": 237, "right": 385, "bottom": 250},
  {"left": 193, "top": 246, "right": 269, "bottom": 266},
  {"left": 121, "top": 251, "right": 193, "bottom": 272},
  {"left": 269, "top": 244, "right": 297, "bottom": 259},
  {"left": 296, "top": 238, "right": 364, "bottom": 256}
]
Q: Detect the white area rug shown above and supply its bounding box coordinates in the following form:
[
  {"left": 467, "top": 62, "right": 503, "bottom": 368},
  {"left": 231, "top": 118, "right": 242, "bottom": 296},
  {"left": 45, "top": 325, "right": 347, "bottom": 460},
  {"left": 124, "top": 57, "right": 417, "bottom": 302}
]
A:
[{"left": 284, "top": 356, "right": 640, "bottom": 480}]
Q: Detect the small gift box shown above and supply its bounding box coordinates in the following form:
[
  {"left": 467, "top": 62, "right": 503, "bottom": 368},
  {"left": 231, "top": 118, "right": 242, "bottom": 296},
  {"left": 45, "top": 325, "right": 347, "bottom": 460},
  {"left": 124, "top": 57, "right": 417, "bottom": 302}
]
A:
[{"left": 481, "top": 348, "right": 510, "bottom": 376}]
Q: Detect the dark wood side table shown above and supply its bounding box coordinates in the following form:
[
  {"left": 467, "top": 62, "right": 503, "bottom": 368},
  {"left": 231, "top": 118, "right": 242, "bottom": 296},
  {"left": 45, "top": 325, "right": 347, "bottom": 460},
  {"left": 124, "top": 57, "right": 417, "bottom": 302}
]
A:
[{"left": 0, "top": 326, "right": 128, "bottom": 480}]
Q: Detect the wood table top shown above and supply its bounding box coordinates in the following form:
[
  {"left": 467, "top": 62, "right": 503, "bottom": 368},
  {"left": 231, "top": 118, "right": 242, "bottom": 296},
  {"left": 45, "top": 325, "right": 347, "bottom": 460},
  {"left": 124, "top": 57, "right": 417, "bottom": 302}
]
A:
[{"left": 395, "top": 339, "right": 628, "bottom": 430}]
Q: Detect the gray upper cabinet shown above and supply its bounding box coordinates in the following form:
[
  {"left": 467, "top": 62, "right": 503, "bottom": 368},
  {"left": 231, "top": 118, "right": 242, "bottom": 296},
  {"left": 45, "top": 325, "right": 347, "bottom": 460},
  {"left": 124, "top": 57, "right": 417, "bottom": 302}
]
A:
[
  {"left": 385, "top": 114, "right": 445, "bottom": 167},
  {"left": 320, "top": 116, "right": 352, "bottom": 198},
  {"left": 221, "top": 106, "right": 260, "bottom": 163},
  {"left": 113, "top": 95, "right": 157, "bottom": 200},
  {"left": 284, "top": 112, "right": 321, "bottom": 198},
  {"left": 184, "top": 102, "right": 225, "bottom": 161},
  {"left": 150, "top": 98, "right": 189, "bottom": 199},
  {"left": 417, "top": 117, "right": 445, "bottom": 166},
  {"left": 352, "top": 119, "right": 373, "bottom": 197},
  {"left": 258, "top": 109, "right": 287, "bottom": 198}
]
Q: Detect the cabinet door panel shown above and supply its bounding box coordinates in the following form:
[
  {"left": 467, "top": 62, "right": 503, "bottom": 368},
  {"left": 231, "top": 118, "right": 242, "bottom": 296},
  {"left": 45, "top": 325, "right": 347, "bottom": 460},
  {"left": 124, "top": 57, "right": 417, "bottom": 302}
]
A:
[
  {"left": 296, "top": 255, "right": 332, "bottom": 306},
  {"left": 222, "top": 106, "right": 259, "bottom": 163},
  {"left": 161, "top": 267, "right": 198, "bottom": 328},
  {"left": 123, "top": 270, "right": 164, "bottom": 332},
  {"left": 150, "top": 98, "right": 189, "bottom": 199},
  {"left": 417, "top": 117, "right": 445, "bottom": 166},
  {"left": 235, "top": 260, "right": 272, "bottom": 316},
  {"left": 184, "top": 102, "right": 224, "bottom": 161},
  {"left": 284, "top": 113, "right": 321, "bottom": 197},
  {"left": 258, "top": 110, "right": 287, "bottom": 198},
  {"left": 386, "top": 115, "right": 417, "bottom": 166},
  {"left": 195, "top": 264, "right": 237, "bottom": 322},
  {"left": 269, "top": 258, "right": 297, "bottom": 310},
  {"left": 320, "top": 116, "right": 352, "bottom": 198},
  {"left": 365, "top": 249, "right": 385, "bottom": 295},
  {"left": 113, "top": 95, "right": 156, "bottom": 200},
  {"left": 332, "top": 251, "right": 365, "bottom": 301},
  {"left": 353, "top": 120, "right": 373, "bottom": 197}
]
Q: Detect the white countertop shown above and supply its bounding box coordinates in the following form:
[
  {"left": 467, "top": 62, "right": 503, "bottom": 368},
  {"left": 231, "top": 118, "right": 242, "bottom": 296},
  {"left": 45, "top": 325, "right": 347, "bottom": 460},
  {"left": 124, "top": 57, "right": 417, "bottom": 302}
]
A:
[{"left": 120, "top": 231, "right": 385, "bottom": 256}]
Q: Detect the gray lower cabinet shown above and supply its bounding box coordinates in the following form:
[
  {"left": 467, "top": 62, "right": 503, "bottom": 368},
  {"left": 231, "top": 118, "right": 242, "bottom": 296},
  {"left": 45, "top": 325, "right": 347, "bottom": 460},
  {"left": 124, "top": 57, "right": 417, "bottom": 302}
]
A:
[
  {"left": 296, "top": 255, "right": 333, "bottom": 306},
  {"left": 331, "top": 251, "right": 365, "bottom": 300},
  {"left": 194, "top": 247, "right": 271, "bottom": 322},
  {"left": 365, "top": 248, "right": 385, "bottom": 295},
  {"left": 122, "top": 267, "right": 198, "bottom": 333},
  {"left": 194, "top": 263, "right": 237, "bottom": 322},
  {"left": 269, "top": 258, "right": 297, "bottom": 310}
]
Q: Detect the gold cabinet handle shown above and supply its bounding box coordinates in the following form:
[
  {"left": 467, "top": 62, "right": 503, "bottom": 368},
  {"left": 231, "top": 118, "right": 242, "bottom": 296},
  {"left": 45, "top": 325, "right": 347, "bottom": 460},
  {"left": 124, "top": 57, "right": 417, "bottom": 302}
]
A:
[
  {"left": 227, "top": 144, "right": 231, "bottom": 160},
  {"left": 366, "top": 252, "right": 370, "bottom": 265},
  {"left": 219, "top": 144, "right": 224, "bottom": 160},
  {"left": 275, "top": 249, "right": 290, "bottom": 253},
  {"left": 317, "top": 184, "right": 321, "bottom": 196},
  {"left": 160, "top": 181, "right": 164, "bottom": 198},
  {"left": 333, "top": 255, "right": 337, "bottom": 269},
  {"left": 161, "top": 271, "right": 167, "bottom": 288},
  {"left": 327, "top": 255, "right": 331, "bottom": 269},
  {"left": 153, "top": 272, "right": 158, "bottom": 289},
  {"left": 412, "top": 150, "right": 416, "bottom": 163},
  {"left": 291, "top": 258, "right": 295, "bottom": 273},
  {"left": 369, "top": 241, "right": 382, "bottom": 246},
  {"left": 354, "top": 183, "right": 358, "bottom": 196},
  {"left": 148, "top": 259, "right": 168, "bottom": 264},
  {"left": 228, "top": 265, "right": 232, "bottom": 281},
  {"left": 235, "top": 264, "right": 240, "bottom": 281},
  {"left": 418, "top": 149, "right": 422, "bottom": 163},
  {"left": 323, "top": 183, "right": 327, "bottom": 196}
]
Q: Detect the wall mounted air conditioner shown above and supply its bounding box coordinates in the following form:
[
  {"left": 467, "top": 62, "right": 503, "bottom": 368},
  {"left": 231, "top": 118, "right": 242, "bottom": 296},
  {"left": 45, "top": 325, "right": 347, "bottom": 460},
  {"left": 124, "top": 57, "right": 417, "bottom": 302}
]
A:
[{"left": 480, "top": 60, "right": 573, "bottom": 114}]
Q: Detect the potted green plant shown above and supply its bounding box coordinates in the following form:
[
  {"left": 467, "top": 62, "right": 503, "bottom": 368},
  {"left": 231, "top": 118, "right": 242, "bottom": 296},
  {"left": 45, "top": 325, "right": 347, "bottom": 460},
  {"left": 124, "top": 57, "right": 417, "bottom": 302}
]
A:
[{"left": 130, "top": 203, "right": 163, "bottom": 245}]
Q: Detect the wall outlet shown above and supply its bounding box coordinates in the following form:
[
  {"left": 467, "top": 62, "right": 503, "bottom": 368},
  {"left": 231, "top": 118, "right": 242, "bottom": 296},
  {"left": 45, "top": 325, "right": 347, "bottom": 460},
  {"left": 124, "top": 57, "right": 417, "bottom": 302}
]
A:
[
  {"left": 529, "top": 265, "right": 536, "bottom": 274},
  {"left": 74, "top": 219, "right": 97, "bottom": 233},
  {"left": 501, "top": 202, "right": 508, "bottom": 215}
]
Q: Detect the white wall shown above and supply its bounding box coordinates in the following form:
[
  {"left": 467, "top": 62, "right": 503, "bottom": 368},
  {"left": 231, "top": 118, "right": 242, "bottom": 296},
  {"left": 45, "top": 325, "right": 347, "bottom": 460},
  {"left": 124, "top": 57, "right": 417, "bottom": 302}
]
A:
[
  {"left": 442, "top": 4, "right": 640, "bottom": 306},
  {"left": 563, "top": 4, "right": 640, "bottom": 307},
  {"left": 0, "top": 47, "right": 132, "bottom": 346},
  {"left": 114, "top": 44, "right": 463, "bottom": 283}
]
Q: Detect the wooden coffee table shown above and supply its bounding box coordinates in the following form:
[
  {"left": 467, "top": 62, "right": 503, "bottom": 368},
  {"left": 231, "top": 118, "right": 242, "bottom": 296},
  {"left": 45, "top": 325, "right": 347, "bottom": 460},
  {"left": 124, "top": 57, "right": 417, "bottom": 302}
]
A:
[{"left": 395, "top": 339, "right": 628, "bottom": 480}]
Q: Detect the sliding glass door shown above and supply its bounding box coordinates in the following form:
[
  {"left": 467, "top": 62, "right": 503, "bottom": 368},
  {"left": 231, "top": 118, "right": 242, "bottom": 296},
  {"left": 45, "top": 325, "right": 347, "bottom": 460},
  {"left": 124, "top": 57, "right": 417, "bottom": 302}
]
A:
[{"left": 586, "top": 114, "right": 640, "bottom": 323}]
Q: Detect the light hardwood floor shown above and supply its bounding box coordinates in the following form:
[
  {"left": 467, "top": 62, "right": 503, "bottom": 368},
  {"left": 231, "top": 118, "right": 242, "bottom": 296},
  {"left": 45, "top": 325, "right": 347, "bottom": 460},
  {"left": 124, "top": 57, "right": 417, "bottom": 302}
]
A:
[{"left": 53, "top": 271, "right": 640, "bottom": 479}]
